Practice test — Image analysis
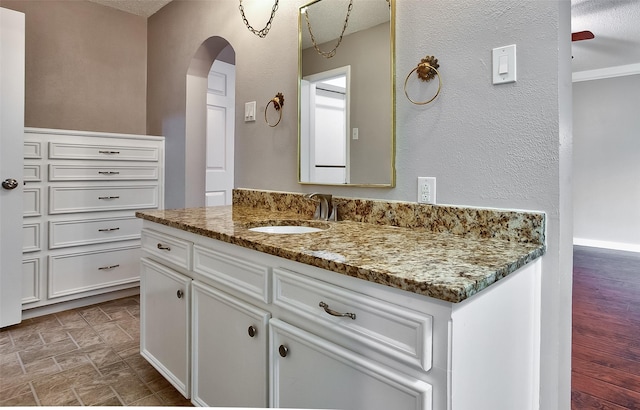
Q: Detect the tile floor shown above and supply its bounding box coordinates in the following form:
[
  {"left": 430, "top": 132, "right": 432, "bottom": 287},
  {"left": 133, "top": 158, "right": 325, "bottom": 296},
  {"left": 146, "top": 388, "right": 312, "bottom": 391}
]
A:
[{"left": 0, "top": 295, "right": 192, "bottom": 406}]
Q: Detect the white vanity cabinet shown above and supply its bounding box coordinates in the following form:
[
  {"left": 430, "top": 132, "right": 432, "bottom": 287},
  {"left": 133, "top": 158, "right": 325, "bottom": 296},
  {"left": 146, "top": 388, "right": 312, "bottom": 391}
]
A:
[
  {"left": 270, "top": 318, "right": 432, "bottom": 410},
  {"left": 191, "top": 281, "right": 270, "bottom": 407},
  {"left": 140, "top": 257, "right": 191, "bottom": 397},
  {"left": 22, "top": 128, "right": 164, "bottom": 314},
  {"left": 139, "top": 220, "right": 541, "bottom": 410}
]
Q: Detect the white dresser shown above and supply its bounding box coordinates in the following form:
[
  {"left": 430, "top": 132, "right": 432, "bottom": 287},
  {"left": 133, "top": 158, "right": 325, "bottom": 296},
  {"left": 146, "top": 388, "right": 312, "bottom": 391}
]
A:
[{"left": 22, "top": 128, "right": 164, "bottom": 315}]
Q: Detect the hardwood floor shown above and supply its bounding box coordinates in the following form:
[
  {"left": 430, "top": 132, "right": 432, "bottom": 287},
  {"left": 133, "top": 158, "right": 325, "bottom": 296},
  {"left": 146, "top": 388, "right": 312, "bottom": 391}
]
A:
[{"left": 572, "top": 245, "right": 640, "bottom": 409}]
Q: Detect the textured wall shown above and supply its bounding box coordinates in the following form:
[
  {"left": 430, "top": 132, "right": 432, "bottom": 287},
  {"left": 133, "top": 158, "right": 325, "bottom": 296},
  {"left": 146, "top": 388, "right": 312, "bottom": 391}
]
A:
[
  {"left": 156, "top": 0, "right": 572, "bottom": 407},
  {"left": 0, "top": 0, "right": 147, "bottom": 134},
  {"left": 574, "top": 74, "right": 640, "bottom": 250}
]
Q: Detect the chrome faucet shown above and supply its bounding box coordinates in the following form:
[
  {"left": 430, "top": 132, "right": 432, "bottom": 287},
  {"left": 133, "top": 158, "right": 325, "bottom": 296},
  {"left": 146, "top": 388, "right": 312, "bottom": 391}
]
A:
[{"left": 305, "top": 192, "right": 336, "bottom": 221}]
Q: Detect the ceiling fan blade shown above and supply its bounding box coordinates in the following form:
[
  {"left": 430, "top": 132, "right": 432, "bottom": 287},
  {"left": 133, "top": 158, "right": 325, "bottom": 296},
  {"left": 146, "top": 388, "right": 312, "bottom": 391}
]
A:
[{"left": 572, "top": 31, "right": 595, "bottom": 41}]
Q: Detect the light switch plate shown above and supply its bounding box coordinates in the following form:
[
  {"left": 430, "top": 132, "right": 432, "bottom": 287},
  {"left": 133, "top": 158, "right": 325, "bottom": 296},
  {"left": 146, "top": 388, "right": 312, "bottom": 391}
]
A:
[
  {"left": 492, "top": 44, "right": 516, "bottom": 84},
  {"left": 244, "top": 101, "right": 256, "bottom": 122}
]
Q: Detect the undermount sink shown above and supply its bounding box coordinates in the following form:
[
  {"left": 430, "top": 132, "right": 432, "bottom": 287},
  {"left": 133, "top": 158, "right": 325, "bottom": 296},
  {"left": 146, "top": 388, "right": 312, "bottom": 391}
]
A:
[{"left": 247, "top": 220, "right": 330, "bottom": 234}]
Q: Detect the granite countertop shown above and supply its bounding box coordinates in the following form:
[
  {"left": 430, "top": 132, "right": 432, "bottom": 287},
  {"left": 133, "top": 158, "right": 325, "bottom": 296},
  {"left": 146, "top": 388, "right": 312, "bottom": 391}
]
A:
[{"left": 136, "top": 203, "right": 545, "bottom": 303}]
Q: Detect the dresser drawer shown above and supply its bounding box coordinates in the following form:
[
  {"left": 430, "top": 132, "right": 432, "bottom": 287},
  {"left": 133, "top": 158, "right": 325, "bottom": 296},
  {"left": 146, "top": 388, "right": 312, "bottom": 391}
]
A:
[
  {"left": 273, "top": 268, "right": 433, "bottom": 371},
  {"left": 48, "top": 245, "right": 140, "bottom": 298},
  {"left": 141, "top": 229, "right": 192, "bottom": 271},
  {"left": 193, "top": 244, "right": 271, "bottom": 304},
  {"left": 49, "top": 141, "right": 159, "bottom": 161},
  {"left": 49, "top": 164, "right": 159, "bottom": 181},
  {"left": 49, "top": 185, "right": 158, "bottom": 214},
  {"left": 24, "top": 141, "right": 42, "bottom": 159},
  {"left": 22, "top": 257, "right": 41, "bottom": 304},
  {"left": 49, "top": 216, "right": 142, "bottom": 249}
]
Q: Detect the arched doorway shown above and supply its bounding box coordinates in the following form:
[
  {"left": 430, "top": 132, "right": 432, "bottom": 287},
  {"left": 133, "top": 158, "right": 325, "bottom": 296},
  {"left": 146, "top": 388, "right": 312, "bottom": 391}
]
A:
[{"left": 185, "top": 37, "right": 236, "bottom": 208}]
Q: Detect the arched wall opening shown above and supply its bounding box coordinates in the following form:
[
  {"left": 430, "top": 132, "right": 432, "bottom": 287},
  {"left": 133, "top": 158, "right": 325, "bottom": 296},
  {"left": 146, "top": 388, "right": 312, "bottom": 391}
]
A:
[{"left": 185, "top": 37, "right": 235, "bottom": 208}]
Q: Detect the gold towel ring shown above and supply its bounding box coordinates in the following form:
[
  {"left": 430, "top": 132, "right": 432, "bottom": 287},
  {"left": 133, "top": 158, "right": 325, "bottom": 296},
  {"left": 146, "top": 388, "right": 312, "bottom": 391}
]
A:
[
  {"left": 265, "top": 92, "right": 284, "bottom": 127},
  {"left": 404, "top": 56, "right": 442, "bottom": 105}
]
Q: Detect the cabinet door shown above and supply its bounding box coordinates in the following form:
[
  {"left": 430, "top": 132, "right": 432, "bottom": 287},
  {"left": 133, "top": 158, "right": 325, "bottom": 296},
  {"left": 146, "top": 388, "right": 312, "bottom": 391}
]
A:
[
  {"left": 140, "top": 257, "right": 191, "bottom": 398},
  {"left": 270, "top": 319, "right": 432, "bottom": 410},
  {"left": 191, "top": 281, "right": 270, "bottom": 407}
]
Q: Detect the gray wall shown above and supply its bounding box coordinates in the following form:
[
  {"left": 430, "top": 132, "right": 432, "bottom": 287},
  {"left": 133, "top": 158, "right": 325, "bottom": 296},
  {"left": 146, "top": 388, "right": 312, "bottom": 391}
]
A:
[
  {"left": 147, "top": 1, "right": 573, "bottom": 408},
  {"left": 302, "top": 22, "right": 392, "bottom": 185},
  {"left": 573, "top": 74, "right": 640, "bottom": 250},
  {"left": 0, "top": 0, "right": 147, "bottom": 134}
]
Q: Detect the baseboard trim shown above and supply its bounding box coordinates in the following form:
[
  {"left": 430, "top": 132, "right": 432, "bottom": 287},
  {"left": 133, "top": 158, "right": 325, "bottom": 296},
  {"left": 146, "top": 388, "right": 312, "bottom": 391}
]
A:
[
  {"left": 573, "top": 238, "right": 640, "bottom": 254},
  {"left": 21, "top": 287, "right": 140, "bottom": 320}
]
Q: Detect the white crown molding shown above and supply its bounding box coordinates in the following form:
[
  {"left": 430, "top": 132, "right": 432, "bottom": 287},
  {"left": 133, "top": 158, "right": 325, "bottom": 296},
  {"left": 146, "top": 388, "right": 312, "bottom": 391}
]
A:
[{"left": 572, "top": 63, "right": 640, "bottom": 83}]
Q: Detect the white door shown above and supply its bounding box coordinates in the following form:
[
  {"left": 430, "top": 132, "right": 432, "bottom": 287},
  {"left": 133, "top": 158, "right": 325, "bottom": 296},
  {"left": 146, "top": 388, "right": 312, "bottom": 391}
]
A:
[
  {"left": 0, "top": 8, "right": 25, "bottom": 328},
  {"left": 205, "top": 60, "right": 235, "bottom": 206}
]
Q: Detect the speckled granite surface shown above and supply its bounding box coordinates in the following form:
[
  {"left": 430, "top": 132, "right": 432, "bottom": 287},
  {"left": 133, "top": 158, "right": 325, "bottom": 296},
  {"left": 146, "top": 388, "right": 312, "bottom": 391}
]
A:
[{"left": 137, "top": 189, "right": 545, "bottom": 303}]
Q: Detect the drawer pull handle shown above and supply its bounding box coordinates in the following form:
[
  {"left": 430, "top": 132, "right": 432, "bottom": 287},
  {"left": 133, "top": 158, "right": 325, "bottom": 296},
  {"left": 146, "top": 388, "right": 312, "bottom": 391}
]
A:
[
  {"left": 98, "top": 264, "right": 120, "bottom": 270},
  {"left": 278, "top": 345, "right": 289, "bottom": 358},
  {"left": 98, "top": 227, "right": 120, "bottom": 232},
  {"left": 176, "top": 290, "right": 184, "bottom": 299},
  {"left": 98, "top": 150, "right": 120, "bottom": 154},
  {"left": 319, "top": 301, "right": 356, "bottom": 320},
  {"left": 98, "top": 171, "right": 120, "bottom": 175},
  {"left": 98, "top": 196, "right": 120, "bottom": 200},
  {"left": 157, "top": 243, "right": 171, "bottom": 251},
  {"left": 248, "top": 326, "right": 257, "bottom": 338}
]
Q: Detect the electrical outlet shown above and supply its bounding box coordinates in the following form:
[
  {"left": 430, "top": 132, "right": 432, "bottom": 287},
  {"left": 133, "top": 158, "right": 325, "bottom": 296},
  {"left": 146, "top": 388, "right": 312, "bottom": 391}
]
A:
[{"left": 417, "top": 177, "right": 436, "bottom": 204}]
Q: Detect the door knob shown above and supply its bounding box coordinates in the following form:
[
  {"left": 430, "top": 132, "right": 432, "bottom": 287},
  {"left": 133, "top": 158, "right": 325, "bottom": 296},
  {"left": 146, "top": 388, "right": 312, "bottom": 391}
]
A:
[{"left": 2, "top": 178, "right": 18, "bottom": 190}]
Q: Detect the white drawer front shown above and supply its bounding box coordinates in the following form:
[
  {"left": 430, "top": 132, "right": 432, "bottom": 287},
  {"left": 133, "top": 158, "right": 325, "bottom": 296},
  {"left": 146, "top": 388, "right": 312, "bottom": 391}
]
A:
[
  {"left": 49, "top": 216, "right": 142, "bottom": 249},
  {"left": 273, "top": 268, "right": 433, "bottom": 371},
  {"left": 49, "top": 185, "right": 158, "bottom": 214},
  {"left": 23, "top": 187, "right": 41, "bottom": 217},
  {"left": 49, "top": 164, "right": 159, "bottom": 181},
  {"left": 23, "top": 222, "right": 41, "bottom": 253},
  {"left": 49, "top": 141, "right": 159, "bottom": 161},
  {"left": 48, "top": 245, "right": 140, "bottom": 298},
  {"left": 141, "top": 229, "right": 192, "bottom": 270},
  {"left": 24, "top": 164, "right": 42, "bottom": 182},
  {"left": 193, "top": 244, "right": 271, "bottom": 304},
  {"left": 24, "top": 141, "right": 42, "bottom": 159},
  {"left": 22, "top": 258, "right": 41, "bottom": 304}
]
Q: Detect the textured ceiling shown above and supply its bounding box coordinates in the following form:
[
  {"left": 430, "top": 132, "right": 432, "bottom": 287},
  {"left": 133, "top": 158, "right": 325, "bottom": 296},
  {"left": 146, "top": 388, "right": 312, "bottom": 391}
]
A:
[
  {"left": 87, "top": 0, "right": 172, "bottom": 18},
  {"left": 571, "top": 0, "right": 640, "bottom": 73}
]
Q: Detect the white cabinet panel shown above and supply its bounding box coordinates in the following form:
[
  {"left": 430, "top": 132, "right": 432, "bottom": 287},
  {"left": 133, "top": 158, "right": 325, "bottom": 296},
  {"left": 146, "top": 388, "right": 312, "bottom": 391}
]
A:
[
  {"left": 49, "top": 185, "right": 158, "bottom": 214},
  {"left": 193, "top": 244, "right": 271, "bottom": 304},
  {"left": 23, "top": 141, "right": 41, "bottom": 159},
  {"left": 140, "top": 257, "right": 191, "bottom": 398},
  {"left": 191, "top": 281, "right": 270, "bottom": 407},
  {"left": 23, "top": 164, "right": 41, "bottom": 182},
  {"left": 274, "top": 268, "right": 433, "bottom": 371},
  {"left": 23, "top": 187, "right": 41, "bottom": 217},
  {"left": 49, "top": 216, "right": 142, "bottom": 249},
  {"left": 49, "top": 141, "right": 159, "bottom": 161},
  {"left": 48, "top": 164, "right": 159, "bottom": 181},
  {"left": 270, "top": 319, "right": 432, "bottom": 410},
  {"left": 141, "top": 229, "right": 192, "bottom": 270},
  {"left": 22, "top": 222, "right": 41, "bottom": 253},
  {"left": 48, "top": 245, "right": 140, "bottom": 298},
  {"left": 22, "top": 258, "right": 41, "bottom": 304}
]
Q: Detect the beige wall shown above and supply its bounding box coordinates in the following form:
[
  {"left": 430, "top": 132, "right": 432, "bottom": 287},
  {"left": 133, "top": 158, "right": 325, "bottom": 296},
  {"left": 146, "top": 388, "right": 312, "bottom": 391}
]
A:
[{"left": 0, "top": 0, "right": 147, "bottom": 134}]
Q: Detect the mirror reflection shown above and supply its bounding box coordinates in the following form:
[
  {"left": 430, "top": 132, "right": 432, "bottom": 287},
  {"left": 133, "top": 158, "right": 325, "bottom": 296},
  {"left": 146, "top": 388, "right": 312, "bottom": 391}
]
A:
[{"left": 298, "top": 0, "right": 395, "bottom": 186}]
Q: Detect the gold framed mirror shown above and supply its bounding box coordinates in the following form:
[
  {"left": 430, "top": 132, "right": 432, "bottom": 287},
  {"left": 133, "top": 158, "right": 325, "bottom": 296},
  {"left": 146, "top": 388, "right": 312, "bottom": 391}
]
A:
[{"left": 298, "top": 0, "right": 395, "bottom": 187}]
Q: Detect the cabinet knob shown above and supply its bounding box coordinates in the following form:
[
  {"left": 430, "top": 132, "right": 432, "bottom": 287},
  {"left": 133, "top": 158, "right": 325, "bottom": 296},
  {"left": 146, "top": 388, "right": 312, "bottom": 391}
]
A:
[
  {"left": 2, "top": 178, "right": 19, "bottom": 190},
  {"left": 278, "top": 344, "right": 289, "bottom": 358},
  {"left": 176, "top": 289, "right": 184, "bottom": 299},
  {"left": 248, "top": 326, "right": 257, "bottom": 338}
]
